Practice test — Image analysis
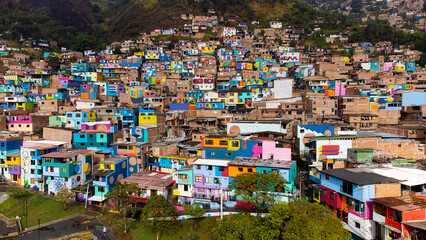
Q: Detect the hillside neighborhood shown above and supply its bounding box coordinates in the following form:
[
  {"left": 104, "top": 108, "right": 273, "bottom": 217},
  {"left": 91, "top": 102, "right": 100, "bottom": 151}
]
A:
[{"left": 0, "top": 8, "right": 425, "bottom": 240}]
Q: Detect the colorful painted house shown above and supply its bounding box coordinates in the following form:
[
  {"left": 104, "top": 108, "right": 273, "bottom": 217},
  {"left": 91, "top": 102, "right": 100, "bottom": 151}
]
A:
[
  {"left": 4, "top": 151, "right": 21, "bottom": 184},
  {"left": 228, "top": 158, "right": 297, "bottom": 194},
  {"left": 40, "top": 150, "right": 93, "bottom": 195},
  {"left": 146, "top": 154, "right": 196, "bottom": 173},
  {"left": 138, "top": 108, "right": 157, "bottom": 125},
  {"left": 20, "top": 141, "right": 67, "bottom": 191},
  {"left": 251, "top": 138, "right": 292, "bottom": 161},
  {"left": 90, "top": 156, "right": 131, "bottom": 204},
  {"left": 373, "top": 195, "right": 426, "bottom": 239},
  {"left": 73, "top": 132, "right": 114, "bottom": 151},
  {"left": 0, "top": 136, "right": 23, "bottom": 178},
  {"left": 173, "top": 165, "right": 194, "bottom": 205},
  {"left": 200, "top": 135, "right": 259, "bottom": 160},
  {"left": 115, "top": 109, "right": 137, "bottom": 128},
  {"left": 192, "top": 158, "right": 234, "bottom": 209},
  {"left": 65, "top": 112, "right": 96, "bottom": 130},
  {"left": 320, "top": 168, "right": 400, "bottom": 240}
]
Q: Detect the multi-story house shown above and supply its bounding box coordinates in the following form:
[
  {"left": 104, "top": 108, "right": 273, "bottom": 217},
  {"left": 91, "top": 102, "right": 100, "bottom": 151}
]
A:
[
  {"left": 228, "top": 158, "right": 297, "bottom": 194},
  {"left": 173, "top": 165, "right": 194, "bottom": 205},
  {"left": 20, "top": 141, "right": 67, "bottom": 191},
  {"left": 90, "top": 156, "right": 131, "bottom": 204},
  {"left": 192, "top": 158, "right": 233, "bottom": 209},
  {"left": 146, "top": 154, "right": 196, "bottom": 173},
  {"left": 40, "top": 150, "right": 93, "bottom": 195},
  {"left": 73, "top": 132, "right": 114, "bottom": 151},
  {"left": 320, "top": 168, "right": 400, "bottom": 240},
  {"left": 65, "top": 111, "right": 96, "bottom": 130},
  {"left": 6, "top": 115, "right": 49, "bottom": 133},
  {"left": 115, "top": 109, "right": 137, "bottom": 128},
  {"left": 0, "top": 135, "right": 23, "bottom": 177},
  {"left": 4, "top": 151, "right": 21, "bottom": 184},
  {"left": 372, "top": 195, "right": 426, "bottom": 239}
]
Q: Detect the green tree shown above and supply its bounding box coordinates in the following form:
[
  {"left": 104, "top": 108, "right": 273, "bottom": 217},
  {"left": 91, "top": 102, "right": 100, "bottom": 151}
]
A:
[
  {"left": 48, "top": 56, "right": 61, "bottom": 71},
  {"left": 8, "top": 189, "right": 32, "bottom": 200},
  {"left": 259, "top": 201, "right": 351, "bottom": 240},
  {"left": 183, "top": 202, "right": 206, "bottom": 230},
  {"left": 212, "top": 214, "right": 260, "bottom": 240},
  {"left": 229, "top": 172, "right": 286, "bottom": 216},
  {"left": 142, "top": 195, "right": 178, "bottom": 240},
  {"left": 106, "top": 181, "right": 140, "bottom": 219},
  {"left": 72, "top": 33, "right": 94, "bottom": 52},
  {"left": 56, "top": 187, "right": 75, "bottom": 210}
]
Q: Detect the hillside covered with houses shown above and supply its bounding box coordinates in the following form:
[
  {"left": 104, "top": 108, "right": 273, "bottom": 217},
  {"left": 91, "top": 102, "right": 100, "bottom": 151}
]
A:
[{"left": 0, "top": 4, "right": 425, "bottom": 240}]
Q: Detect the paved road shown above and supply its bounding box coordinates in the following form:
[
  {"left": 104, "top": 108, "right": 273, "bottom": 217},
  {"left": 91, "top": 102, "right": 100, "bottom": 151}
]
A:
[{"left": 17, "top": 215, "right": 101, "bottom": 240}]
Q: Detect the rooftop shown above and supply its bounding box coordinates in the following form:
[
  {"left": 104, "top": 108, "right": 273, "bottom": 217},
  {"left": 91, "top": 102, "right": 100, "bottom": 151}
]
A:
[
  {"left": 320, "top": 168, "right": 400, "bottom": 185},
  {"left": 120, "top": 171, "right": 173, "bottom": 189}
]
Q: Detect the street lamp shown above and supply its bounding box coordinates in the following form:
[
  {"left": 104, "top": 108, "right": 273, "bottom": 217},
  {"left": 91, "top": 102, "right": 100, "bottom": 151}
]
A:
[{"left": 38, "top": 218, "right": 41, "bottom": 240}]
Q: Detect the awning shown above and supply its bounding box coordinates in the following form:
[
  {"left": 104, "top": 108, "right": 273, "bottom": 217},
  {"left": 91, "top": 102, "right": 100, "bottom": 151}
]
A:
[{"left": 88, "top": 195, "right": 106, "bottom": 202}]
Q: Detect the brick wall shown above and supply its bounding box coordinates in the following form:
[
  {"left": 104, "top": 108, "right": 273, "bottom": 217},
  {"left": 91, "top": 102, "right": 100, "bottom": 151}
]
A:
[{"left": 375, "top": 183, "right": 401, "bottom": 198}]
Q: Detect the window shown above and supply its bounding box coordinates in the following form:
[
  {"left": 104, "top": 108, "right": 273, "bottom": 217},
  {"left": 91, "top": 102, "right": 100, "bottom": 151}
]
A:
[
  {"left": 268, "top": 154, "right": 274, "bottom": 159},
  {"left": 330, "top": 192, "right": 335, "bottom": 201},
  {"left": 248, "top": 168, "right": 253, "bottom": 172},
  {"left": 342, "top": 181, "right": 353, "bottom": 195},
  {"left": 31, "top": 169, "right": 35, "bottom": 174},
  {"left": 325, "top": 174, "right": 329, "bottom": 180},
  {"left": 62, "top": 168, "right": 66, "bottom": 173},
  {"left": 257, "top": 142, "right": 262, "bottom": 147},
  {"left": 238, "top": 168, "right": 243, "bottom": 172},
  {"left": 322, "top": 189, "right": 327, "bottom": 197},
  {"left": 50, "top": 167, "right": 54, "bottom": 172},
  {"left": 45, "top": 158, "right": 51, "bottom": 163},
  {"left": 219, "top": 166, "right": 225, "bottom": 172},
  {"left": 207, "top": 165, "right": 212, "bottom": 170},
  {"left": 226, "top": 152, "right": 231, "bottom": 156},
  {"left": 100, "top": 134, "right": 104, "bottom": 138},
  {"left": 178, "top": 174, "right": 187, "bottom": 179},
  {"left": 231, "top": 141, "right": 239, "bottom": 148},
  {"left": 195, "top": 165, "right": 201, "bottom": 170},
  {"left": 98, "top": 187, "right": 105, "bottom": 192},
  {"left": 219, "top": 140, "right": 228, "bottom": 146},
  {"left": 184, "top": 185, "right": 189, "bottom": 191},
  {"left": 80, "top": 143, "right": 85, "bottom": 147},
  {"left": 205, "top": 140, "right": 214, "bottom": 145},
  {"left": 195, "top": 176, "right": 202, "bottom": 183},
  {"left": 355, "top": 222, "right": 360, "bottom": 229},
  {"left": 31, "top": 160, "right": 35, "bottom": 165},
  {"left": 205, "top": 177, "right": 212, "bottom": 183}
]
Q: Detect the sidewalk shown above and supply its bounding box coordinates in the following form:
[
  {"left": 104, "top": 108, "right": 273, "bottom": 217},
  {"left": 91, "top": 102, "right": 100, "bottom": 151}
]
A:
[{"left": 22, "top": 213, "right": 82, "bottom": 233}]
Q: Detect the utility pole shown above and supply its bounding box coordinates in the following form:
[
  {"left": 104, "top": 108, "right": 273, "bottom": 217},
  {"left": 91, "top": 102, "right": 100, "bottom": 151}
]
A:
[
  {"left": 25, "top": 200, "right": 28, "bottom": 229},
  {"left": 219, "top": 179, "right": 223, "bottom": 220},
  {"left": 85, "top": 181, "right": 90, "bottom": 209}
]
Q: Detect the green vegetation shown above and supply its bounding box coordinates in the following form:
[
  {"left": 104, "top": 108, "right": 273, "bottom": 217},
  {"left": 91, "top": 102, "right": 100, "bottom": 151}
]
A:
[
  {"left": 0, "top": 192, "right": 83, "bottom": 228},
  {"left": 213, "top": 201, "right": 351, "bottom": 240},
  {"left": 56, "top": 187, "right": 76, "bottom": 210},
  {"left": 106, "top": 181, "right": 140, "bottom": 219},
  {"left": 183, "top": 202, "right": 206, "bottom": 230},
  {"left": 229, "top": 171, "right": 287, "bottom": 216},
  {"left": 142, "top": 195, "right": 178, "bottom": 240}
]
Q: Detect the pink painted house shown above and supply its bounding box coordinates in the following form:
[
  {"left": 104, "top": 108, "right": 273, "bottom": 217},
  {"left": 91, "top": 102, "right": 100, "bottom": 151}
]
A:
[{"left": 252, "top": 139, "right": 291, "bottom": 161}]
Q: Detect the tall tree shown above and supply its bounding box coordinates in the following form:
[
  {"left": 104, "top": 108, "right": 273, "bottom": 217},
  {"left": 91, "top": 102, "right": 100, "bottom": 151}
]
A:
[
  {"left": 229, "top": 172, "right": 286, "bottom": 216},
  {"left": 212, "top": 214, "right": 260, "bottom": 240},
  {"left": 259, "top": 201, "right": 351, "bottom": 240},
  {"left": 56, "top": 187, "right": 75, "bottom": 210},
  {"left": 183, "top": 202, "right": 206, "bottom": 230},
  {"left": 142, "top": 195, "right": 178, "bottom": 240},
  {"left": 106, "top": 181, "right": 140, "bottom": 219}
]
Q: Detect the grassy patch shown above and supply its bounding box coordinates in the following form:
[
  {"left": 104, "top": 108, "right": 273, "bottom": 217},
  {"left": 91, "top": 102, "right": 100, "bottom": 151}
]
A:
[{"left": 0, "top": 193, "right": 83, "bottom": 228}]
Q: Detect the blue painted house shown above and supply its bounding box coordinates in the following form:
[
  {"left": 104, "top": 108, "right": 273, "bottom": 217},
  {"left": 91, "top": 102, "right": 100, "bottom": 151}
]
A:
[
  {"left": 73, "top": 132, "right": 114, "bottom": 151},
  {"left": 115, "top": 109, "right": 137, "bottom": 128},
  {"left": 320, "top": 168, "right": 400, "bottom": 240},
  {"left": 90, "top": 156, "right": 131, "bottom": 204}
]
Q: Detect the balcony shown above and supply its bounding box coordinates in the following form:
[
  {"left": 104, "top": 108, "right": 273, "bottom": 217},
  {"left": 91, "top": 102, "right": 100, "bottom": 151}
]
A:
[{"left": 93, "top": 181, "right": 107, "bottom": 187}]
